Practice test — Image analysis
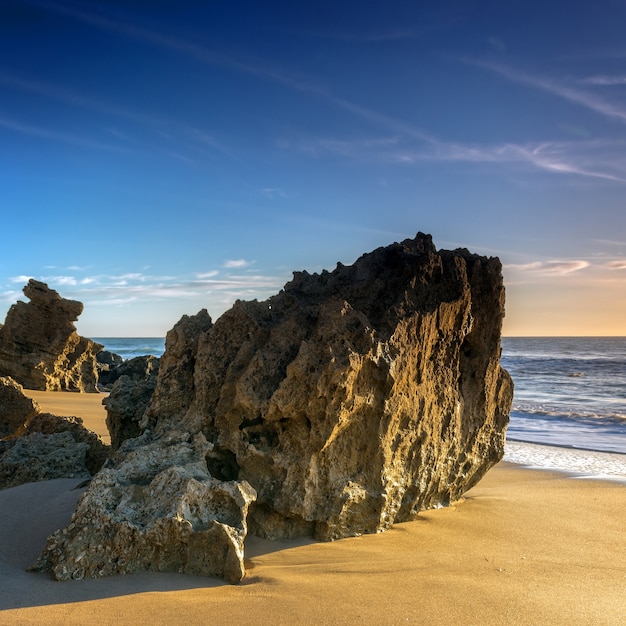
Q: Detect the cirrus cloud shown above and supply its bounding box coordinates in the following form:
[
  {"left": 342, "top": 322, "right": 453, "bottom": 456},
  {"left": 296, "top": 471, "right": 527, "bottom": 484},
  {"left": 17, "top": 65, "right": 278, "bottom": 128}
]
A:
[
  {"left": 223, "top": 259, "right": 253, "bottom": 269},
  {"left": 505, "top": 260, "right": 590, "bottom": 275},
  {"left": 606, "top": 260, "right": 626, "bottom": 270},
  {"left": 5, "top": 265, "right": 284, "bottom": 312}
]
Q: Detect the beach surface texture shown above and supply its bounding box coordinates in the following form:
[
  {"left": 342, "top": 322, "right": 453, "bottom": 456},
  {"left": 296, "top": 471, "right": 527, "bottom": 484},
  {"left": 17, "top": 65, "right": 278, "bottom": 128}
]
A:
[{"left": 1, "top": 391, "right": 624, "bottom": 625}]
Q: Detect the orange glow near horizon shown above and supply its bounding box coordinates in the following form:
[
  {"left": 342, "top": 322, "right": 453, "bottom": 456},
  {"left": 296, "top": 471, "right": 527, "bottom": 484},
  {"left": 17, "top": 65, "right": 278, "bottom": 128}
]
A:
[{"left": 502, "top": 267, "right": 626, "bottom": 337}]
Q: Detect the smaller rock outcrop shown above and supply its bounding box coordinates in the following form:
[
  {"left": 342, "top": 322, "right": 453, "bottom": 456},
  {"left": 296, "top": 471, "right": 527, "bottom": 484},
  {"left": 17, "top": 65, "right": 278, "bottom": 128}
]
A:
[
  {"left": 98, "top": 354, "right": 158, "bottom": 391},
  {"left": 96, "top": 350, "right": 124, "bottom": 387},
  {"left": 103, "top": 357, "right": 160, "bottom": 450},
  {"left": 0, "top": 431, "right": 91, "bottom": 489},
  {"left": 0, "top": 376, "right": 40, "bottom": 438},
  {"left": 31, "top": 431, "right": 256, "bottom": 583},
  {"left": 0, "top": 377, "right": 109, "bottom": 490},
  {"left": 0, "top": 280, "right": 102, "bottom": 392},
  {"left": 97, "top": 350, "right": 124, "bottom": 369},
  {"left": 20, "top": 412, "right": 109, "bottom": 476}
]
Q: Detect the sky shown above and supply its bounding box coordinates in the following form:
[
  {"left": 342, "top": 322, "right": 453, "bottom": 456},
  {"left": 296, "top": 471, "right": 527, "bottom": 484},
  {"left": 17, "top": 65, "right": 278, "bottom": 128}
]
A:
[{"left": 1, "top": 0, "right": 626, "bottom": 337}]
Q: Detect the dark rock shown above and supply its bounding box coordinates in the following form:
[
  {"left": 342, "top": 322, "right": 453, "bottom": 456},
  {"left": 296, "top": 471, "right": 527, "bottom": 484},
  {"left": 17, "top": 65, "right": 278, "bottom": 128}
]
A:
[
  {"left": 21, "top": 412, "right": 109, "bottom": 475},
  {"left": 98, "top": 355, "right": 159, "bottom": 390},
  {"left": 96, "top": 350, "right": 123, "bottom": 370},
  {"left": 0, "top": 376, "right": 40, "bottom": 438},
  {"left": 103, "top": 359, "right": 160, "bottom": 450},
  {"left": 0, "top": 431, "right": 91, "bottom": 489}
]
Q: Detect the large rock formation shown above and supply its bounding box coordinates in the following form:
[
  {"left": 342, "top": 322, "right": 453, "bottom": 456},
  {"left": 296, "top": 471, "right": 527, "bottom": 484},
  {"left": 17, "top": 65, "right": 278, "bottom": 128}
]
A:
[
  {"left": 0, "top": 280, "right": 102, "bottom": 392},
  {"left": 34, "top": 233, "right": 513, "bottom": 582},
  {"left": 0, "top": 377, "right": 109, "bottom": 490}
]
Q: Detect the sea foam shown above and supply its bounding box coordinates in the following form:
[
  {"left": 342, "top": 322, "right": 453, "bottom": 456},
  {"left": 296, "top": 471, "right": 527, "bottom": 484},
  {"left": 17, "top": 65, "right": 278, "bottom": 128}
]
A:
[{"left": 504, "top": 440, "right": 626, "bottom": 482}]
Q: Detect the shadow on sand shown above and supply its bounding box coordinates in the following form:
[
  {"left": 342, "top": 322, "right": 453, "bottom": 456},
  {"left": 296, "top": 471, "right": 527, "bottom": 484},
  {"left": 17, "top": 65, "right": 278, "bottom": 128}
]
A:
[{"left": 0, "top": 478, "right": 314, "bottom": 611}]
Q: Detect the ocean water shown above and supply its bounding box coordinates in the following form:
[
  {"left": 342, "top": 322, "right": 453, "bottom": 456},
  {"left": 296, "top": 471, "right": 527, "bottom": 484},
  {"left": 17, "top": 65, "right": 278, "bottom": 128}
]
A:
[
  {"left": 93, "top": 337, "right": 165, "bottom": 360},
  {"left": 94, "top": 336, "right": 626, "bottom": 479},
  {"left": 501, "top": 337, "right": 626, "bottom": 479}
]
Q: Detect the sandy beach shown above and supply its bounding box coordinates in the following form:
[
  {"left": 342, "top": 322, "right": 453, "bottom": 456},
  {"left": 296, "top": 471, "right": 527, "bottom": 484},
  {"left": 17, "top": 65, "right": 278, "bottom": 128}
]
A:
[
  {"left": 2, "top": 392, "right": 625, "bottom": 625},
  {"left": 22, "top": 389, "right": 111, "bottom": 445}
]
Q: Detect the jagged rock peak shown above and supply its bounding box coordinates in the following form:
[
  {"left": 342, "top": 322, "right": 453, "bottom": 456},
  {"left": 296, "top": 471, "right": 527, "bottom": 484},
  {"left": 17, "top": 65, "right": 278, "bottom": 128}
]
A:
[
  {"left": 23, "top": 279, "right": 83, "bottom": 319},
  {"left": 0, "top": 280, "right": 102, "bottom": 392}
]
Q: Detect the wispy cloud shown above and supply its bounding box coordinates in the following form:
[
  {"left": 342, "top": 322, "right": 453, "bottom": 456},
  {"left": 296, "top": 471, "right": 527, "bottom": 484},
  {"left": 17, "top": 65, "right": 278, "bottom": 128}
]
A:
[
  {"left": 9, "top": 275, "right": 33, "bottom": 284},
  {"left": 0, "top": 72, "right": 158, "bottom": 125},
  {"left": 281, "top": 132, "right": 626, "bottom": 183},
  {"left": 507, "top": 142, "right": 626, "bottom": 183},
  {"left": 409, "top": 139, "right": 626, "bottom": 184},
  {"left": 223, "top": 259, "right": 253, "bottom": 269},
  {"left": 505, "top": 260, "right": 590, "bottom": 275},
  {"left": 606, "top": 260, "right": 626, "bottom": 270},
  {"left": 0, "top": 114, "right": 126, "bottom": 152},
  {"left": 0, "top": 71, "right": 233, "bottom": 162},
  {"left": 5, "top": 267, "right": 282, "bottom": 308},
  {"left": 15, "top": 1, "right": 626, "bottom": 188},
  {"left": 580, "top": 75, "right": 626, "bottom": 86},
  {"left": 20, "top": 0, "right": 309, "bottom": 90},
  {"left": 195, "top": 271, "right": 219, "bottom": 280},
  {"left": 464, "top": 59, "right": 626, "bottom": 124},
  {"left": 594, "top": 238, "right": 626, "bottom": 245},
  {"left": 0, "top": 289, "right": 23, "bottom": 305},
  {"left": 18, "top": 0, "right": 436, "bottom": 146},
  {"left": 301, "top": 26, "right": 422, "bottom": 43},
  {"left": 261, "top": 188, "right": 287, "bottom": 199}
]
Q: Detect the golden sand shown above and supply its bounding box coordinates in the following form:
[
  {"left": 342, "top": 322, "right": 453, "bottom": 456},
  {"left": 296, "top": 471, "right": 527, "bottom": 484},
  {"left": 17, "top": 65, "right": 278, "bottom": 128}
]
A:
[
  {"left": 22, "top": 389, "right": 110, "bottom": 445},
  {"left": 2, "top": 392, "right": 624, "bottom": 625}
]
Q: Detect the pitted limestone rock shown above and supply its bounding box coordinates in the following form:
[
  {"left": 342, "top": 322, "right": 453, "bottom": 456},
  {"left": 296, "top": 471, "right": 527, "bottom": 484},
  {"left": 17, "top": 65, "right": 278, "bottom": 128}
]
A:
[
  {"left": 144, "top": 233, "right": 513, "bottom": 540},
  {"left": 32, "top": 431, "right": 256, "bottom": 583}
]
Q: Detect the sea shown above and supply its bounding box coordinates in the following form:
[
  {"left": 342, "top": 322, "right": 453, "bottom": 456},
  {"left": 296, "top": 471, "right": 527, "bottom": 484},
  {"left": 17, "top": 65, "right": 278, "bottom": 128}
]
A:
[
  {"left": 94, "top": 336, "right": 626, "bottom": 481},
  {"left": 93, "top": 337, "right": 166, "bottom": 362},
  {"left": 501, "top": 337, "right": 626, "bottom": 481}
]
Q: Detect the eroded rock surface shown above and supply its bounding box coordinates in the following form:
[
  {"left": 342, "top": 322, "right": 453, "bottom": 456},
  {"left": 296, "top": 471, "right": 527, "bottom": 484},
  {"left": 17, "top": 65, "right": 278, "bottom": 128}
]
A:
[
  {"left": 142, "top": 310, "right": 213, "bottom": 429},
  {"left": 103, "top": 357, "right": 160, "bottom": 450},
  {"left": 32, "top": 431, "right": 256, "bottom": 583},
  {"left": 0, "top": 376, "right": 40, "bottom": 438},
  {"left": 37, "top": 233, "right": 513, "bottom": 582},
  {"left": 0, "top": 377, "right": 109, "bottom": 489},
  {"left": 20, "top": 411, "right": 109, "bottom": 476},
  {"left": 0, "top": 431, "right": 90, "bottom": 489},
  {"left": 0, "top": 280, "right": 102, "bottom": 392}
]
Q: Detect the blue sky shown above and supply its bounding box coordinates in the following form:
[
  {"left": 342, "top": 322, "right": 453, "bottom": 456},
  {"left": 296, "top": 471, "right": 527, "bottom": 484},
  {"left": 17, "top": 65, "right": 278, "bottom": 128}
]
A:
[{"left": 1, "top": 0, "right": 626, "bottom": 336}]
